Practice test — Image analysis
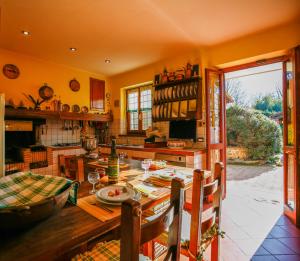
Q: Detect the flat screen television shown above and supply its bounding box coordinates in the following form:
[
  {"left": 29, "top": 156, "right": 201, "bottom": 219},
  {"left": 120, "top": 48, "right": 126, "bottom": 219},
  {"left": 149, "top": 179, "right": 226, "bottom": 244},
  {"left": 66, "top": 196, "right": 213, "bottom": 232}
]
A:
[{"left": 169, "top": 120, "right": 197, "bottom": 141}]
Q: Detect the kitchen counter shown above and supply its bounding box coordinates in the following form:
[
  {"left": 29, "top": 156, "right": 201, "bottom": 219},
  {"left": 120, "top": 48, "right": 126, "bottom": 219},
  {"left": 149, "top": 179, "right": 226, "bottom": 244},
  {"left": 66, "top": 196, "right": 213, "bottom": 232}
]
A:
[
  {"left": 49, "top": 145, "right": 82, "bottom": 151},
  {"left": 99, "top": 144, "right": 206, "bottom": 156}
]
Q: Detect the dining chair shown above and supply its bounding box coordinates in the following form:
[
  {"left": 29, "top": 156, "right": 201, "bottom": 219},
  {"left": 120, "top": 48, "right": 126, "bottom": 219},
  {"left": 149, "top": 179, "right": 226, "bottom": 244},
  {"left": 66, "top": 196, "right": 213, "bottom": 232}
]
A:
[
  {"left": 186, "top": 162, "right": 224, "bottom": 261},
  {"left": 154, "top": 162, "right": 224, "bottom": 261},
  {"left": 72, "top": 177, "right": 185, "bottom": 261}
]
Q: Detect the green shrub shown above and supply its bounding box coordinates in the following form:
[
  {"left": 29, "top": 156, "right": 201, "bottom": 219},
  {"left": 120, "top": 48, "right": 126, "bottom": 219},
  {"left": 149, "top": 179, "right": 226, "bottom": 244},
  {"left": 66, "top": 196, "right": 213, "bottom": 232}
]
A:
[{"left": 226, "top": 105, "right": 282, "bottom": 160}]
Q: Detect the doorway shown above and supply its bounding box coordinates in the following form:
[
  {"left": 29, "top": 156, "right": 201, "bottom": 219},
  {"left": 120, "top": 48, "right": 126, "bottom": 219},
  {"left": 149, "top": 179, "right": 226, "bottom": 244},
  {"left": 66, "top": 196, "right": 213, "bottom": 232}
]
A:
[
  {"left": 205, "top": 48, "right": 300, "bottom": 259},
  {"left": 223, "top": 62, "right": 285, "bottom": 258}
]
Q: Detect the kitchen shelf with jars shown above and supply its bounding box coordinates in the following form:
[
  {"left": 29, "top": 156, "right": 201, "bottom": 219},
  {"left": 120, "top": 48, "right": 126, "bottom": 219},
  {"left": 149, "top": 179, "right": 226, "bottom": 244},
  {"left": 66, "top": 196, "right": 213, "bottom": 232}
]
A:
[{"left": 152, "top": 63, "right": 202, "bottom": 121}]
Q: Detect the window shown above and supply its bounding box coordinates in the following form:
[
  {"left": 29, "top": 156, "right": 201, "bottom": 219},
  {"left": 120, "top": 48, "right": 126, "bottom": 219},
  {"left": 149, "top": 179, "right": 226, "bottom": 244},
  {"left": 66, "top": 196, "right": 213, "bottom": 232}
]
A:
[{"left": 126, "top": 84, "right": 152, "bottom": 133}]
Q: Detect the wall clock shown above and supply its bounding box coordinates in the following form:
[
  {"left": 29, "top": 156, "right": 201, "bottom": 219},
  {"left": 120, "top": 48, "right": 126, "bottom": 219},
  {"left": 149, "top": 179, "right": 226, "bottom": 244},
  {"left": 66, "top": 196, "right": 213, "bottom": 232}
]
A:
[
  {"left": 3, "top": 64, "right": 20, "bottom": 79},
  {"left": 69, "top": 78, "right": 80, "bottom": 92}
]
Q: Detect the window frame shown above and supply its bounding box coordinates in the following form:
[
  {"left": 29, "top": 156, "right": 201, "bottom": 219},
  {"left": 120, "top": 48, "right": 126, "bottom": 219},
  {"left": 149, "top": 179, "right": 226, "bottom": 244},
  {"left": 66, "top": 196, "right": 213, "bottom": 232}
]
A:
[{"left": 126, "top": 85, "right": 152, "bottom": 134}]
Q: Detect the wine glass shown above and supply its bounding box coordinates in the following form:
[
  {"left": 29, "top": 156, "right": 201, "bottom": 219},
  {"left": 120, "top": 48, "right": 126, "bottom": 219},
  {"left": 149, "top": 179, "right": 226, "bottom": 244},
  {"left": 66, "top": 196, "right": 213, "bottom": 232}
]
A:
[
  {"left": 141, "top": 159, "right": 152, "bottom": 177},
  {"left": 88, "top": 171, "right": 100, "bottom": 194}
]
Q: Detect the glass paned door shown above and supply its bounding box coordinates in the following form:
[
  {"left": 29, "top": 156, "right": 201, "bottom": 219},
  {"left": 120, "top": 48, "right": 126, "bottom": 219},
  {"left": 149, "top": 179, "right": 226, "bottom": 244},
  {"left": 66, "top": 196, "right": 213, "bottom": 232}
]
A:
[
  {"left": 205, "top": 69, "right": 226, "bottom": 196},
  {"left": 283, "top": 46, "right": 300, "bottom": 226}
]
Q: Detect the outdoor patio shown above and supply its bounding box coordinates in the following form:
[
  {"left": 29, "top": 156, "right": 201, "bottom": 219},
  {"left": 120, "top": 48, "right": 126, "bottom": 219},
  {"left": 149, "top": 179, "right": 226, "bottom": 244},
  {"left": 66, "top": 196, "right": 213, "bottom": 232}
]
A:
[
  {"left": 222, "top": 164, "right": 300, "bottom": 260},
  {"left": 181, "top": 164, "right": 300, "bottom": 260}
]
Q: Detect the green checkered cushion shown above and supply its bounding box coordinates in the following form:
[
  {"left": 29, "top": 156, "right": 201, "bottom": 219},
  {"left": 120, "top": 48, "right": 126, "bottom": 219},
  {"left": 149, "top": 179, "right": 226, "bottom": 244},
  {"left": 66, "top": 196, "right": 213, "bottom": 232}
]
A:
[
  {"left": 0, "top": 172, "right": 72, "bottom": 209},
  {"left": 73, "top": 240, "right": 120, "bottom": 261},
  {"left": 72, "top": 240, "right": 151, "bottom": 261}
]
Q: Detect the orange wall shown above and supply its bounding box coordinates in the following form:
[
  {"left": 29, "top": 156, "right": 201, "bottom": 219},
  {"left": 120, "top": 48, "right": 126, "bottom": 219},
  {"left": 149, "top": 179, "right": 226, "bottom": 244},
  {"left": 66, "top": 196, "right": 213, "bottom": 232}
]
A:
[
  {"left": 110, "top": 48, "right": 209, "bottom": 121},
  {"left": 109, "top": 20, "right": 300, "bottom": 123},
  {"left": 0, "top": 48, "right": 109, "bottom": 111},
  {"left": 207, "top": 19, "right": 300, "bottom": 67}
]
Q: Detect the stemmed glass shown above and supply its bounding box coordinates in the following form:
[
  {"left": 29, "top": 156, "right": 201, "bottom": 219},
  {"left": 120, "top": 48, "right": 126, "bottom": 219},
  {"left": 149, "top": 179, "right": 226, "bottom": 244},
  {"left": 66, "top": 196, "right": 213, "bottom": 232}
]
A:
[
  {"left": 88, "top": 171, "right": 100, "bottom": 194},
  {"left": 141, "top": 159, "right": 152, "bottom": 177}
]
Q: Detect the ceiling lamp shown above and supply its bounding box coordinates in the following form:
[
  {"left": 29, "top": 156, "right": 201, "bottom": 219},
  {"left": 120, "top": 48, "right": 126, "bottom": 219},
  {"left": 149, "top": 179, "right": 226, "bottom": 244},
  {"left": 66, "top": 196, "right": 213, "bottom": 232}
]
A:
[
  {"left": 21, "top": 30, "right": 30, "bottom": 36},
  {"left": 69, "top": 47, "right": 77, "bottom": 52},
  {"left": 105, "top": 59, "right": 111, "bottom": 64}
]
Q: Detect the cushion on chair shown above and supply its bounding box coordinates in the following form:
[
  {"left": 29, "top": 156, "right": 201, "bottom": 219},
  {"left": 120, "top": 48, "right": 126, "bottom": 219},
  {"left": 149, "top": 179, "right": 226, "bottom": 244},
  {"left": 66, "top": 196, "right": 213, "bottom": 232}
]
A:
[
  {"left": 72, "top": 240, "right": 151, "bottom": 261},
  {"left": 72, "top": 240, "right": 120, "bottom": 261}
]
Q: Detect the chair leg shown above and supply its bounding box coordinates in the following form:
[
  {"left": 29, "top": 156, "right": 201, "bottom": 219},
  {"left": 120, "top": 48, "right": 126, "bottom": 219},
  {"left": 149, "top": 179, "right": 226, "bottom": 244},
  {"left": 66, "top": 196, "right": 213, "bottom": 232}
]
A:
[{"left": 211, "top": 236, "right": 219, "bottom": 261}]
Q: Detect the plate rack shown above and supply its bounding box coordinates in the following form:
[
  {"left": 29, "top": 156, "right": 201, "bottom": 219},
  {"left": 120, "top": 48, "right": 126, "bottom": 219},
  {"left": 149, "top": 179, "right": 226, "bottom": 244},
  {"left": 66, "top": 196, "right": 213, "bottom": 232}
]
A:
[{"left": 152, "top": 77, "right": 202, "bottom": 121}]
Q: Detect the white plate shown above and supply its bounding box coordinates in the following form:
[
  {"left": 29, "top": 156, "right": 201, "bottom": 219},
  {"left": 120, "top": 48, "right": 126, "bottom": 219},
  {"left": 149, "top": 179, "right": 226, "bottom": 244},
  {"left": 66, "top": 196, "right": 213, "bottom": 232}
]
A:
[
  {"left": 96, "top": 197, "right": 121, "bottom": 206},
  {"left": 96, "top": 185, "right": 135, "bottom": 203}
]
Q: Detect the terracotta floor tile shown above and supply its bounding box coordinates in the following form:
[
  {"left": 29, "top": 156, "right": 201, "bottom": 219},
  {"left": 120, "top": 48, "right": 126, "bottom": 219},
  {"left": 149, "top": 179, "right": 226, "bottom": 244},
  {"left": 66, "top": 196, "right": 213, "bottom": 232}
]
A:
[
  {"left": 262, "top": 239, "right": 296, "bottom": 255},
  {"left": 274, "top": 255, "right": 300, "bottom": 261}
]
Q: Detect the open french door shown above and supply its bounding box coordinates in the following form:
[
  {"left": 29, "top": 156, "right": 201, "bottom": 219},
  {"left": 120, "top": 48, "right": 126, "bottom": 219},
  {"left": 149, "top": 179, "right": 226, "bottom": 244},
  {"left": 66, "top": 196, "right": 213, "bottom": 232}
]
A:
[
  {"left": 283, "top": 46, "right": 300, "bottom": 226},
  {"left": 205, "top": 69, "right": 226, "bottom": 197}
]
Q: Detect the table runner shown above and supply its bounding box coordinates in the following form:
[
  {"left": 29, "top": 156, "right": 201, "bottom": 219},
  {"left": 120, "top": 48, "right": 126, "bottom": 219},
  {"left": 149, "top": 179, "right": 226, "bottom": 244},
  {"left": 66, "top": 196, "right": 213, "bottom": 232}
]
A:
[{"left": 0, "top": 172, "right": 71, "bottom": 208}]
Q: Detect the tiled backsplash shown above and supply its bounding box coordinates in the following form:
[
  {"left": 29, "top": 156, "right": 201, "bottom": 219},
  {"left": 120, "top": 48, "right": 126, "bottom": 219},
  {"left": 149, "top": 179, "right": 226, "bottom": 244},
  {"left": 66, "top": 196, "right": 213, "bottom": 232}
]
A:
[
  {"left": 40, "top": 119, "right": 95, "bottom": 146},
  {"left": 110, "top": 118, "right": 206, "bottom": 148}
]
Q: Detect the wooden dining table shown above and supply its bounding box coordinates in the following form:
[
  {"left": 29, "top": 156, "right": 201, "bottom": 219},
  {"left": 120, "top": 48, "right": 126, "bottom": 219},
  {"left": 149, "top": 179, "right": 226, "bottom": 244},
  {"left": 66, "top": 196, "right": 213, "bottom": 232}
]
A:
[{"left": 0, "top": 163, "right": 207, "bottom": 261}]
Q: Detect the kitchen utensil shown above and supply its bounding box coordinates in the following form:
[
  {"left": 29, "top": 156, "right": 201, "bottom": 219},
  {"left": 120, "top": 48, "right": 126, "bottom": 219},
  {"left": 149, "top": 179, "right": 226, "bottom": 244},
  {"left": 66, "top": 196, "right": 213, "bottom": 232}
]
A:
[
  {"left": 172, "top": 102, "right": 179, "bottom": 118},
  {"left": 39, "top": 83, "right": 54, "bottom": 100},
  {"left": 91, "top": 202, "right": 114, "bottom": 213},
  {"left": 177, "top": 85, "right": 181, "bottom": 98},
  {"left": 83, "top": 137, "right": 98, "bottom": 155},
  {"left": 72, "top": 104, "right": 80, "bottom": 113},
  {"left": 62, "top": 104, "right": 70, "bottom": 112},
  {"left": 71, "top": 121, "right": 74, "bottom": 135},
  {"left": 172, "top": 86, "right": 177, "bottom": 99},
  {"left": 164, "top": 88, "right": 168, "bottom": 100},
  {"left": 167, "top": 87, "right": 172, "bottom": 100},
  {"left": 81, "top": 106, "right": 89, "bottom": 113}
]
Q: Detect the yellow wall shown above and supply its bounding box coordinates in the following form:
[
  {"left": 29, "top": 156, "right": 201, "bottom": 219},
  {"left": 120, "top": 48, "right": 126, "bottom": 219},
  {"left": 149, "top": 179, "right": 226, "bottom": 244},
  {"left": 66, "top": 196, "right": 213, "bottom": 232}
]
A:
[{"left": 0, "top": 48, "right": 109, "bottom": 111}]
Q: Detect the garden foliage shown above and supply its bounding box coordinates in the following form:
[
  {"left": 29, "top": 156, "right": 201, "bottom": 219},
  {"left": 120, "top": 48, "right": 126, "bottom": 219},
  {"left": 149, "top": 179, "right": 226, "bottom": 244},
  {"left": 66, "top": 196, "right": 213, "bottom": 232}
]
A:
[{"left": 227, "top": 105, "right": 282, "bottom": 160}]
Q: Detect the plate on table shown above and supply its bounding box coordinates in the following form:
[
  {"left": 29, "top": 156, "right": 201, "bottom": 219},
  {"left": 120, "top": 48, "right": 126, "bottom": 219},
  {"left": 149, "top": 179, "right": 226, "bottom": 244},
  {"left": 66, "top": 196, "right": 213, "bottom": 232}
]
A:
[
  {"left": 96, "top": 197, "right": 121, "bottom": 206},
  {"left": 96, "top": 185, "right": 135, "bottom": 203},
  {"left": 153, "top": 169, "right": 177, "bottom": 181}
]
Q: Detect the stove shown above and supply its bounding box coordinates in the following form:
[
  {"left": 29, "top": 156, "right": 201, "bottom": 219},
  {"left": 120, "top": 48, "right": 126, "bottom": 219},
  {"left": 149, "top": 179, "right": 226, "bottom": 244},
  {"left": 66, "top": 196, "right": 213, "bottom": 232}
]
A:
[{"left": 52, "top": 142, "right": 81, "bottom": 147}]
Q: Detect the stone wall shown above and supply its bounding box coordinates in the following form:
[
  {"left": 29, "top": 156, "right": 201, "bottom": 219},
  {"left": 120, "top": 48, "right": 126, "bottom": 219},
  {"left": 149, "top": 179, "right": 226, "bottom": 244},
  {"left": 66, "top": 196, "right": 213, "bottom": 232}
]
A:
[{"left": 227, "top": 146, "right": 248, "bottom": 160}]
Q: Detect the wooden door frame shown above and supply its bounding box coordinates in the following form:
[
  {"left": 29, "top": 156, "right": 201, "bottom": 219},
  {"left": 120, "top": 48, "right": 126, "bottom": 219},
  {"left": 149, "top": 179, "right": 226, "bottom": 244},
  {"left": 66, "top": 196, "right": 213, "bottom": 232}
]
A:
[
  {"left": 221, "top": 53, "right": 300, "bottom": 226},
  {"left": 205, "top": 69, "right": 226, "bottom": 197}
]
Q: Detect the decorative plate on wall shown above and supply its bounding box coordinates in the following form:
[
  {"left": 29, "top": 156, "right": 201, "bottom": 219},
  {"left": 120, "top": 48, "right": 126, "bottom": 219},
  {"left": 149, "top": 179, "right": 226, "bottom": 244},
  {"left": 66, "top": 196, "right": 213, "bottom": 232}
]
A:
[
  {"left": 69, "top": 79, "right": 80, "bottom": 92},
  {"left": 3, "top": 64, "right": 20, "bottom": 79},
  {"left": 39, "top": 83, "right": 54, "bottom": 100}
]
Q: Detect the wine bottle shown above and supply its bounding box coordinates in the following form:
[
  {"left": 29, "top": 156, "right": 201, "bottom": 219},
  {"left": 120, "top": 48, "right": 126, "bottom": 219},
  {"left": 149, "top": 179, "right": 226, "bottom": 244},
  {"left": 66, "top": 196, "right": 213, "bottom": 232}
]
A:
[{"left": 107, "top": 139, "right": 119, "bottom": 184}]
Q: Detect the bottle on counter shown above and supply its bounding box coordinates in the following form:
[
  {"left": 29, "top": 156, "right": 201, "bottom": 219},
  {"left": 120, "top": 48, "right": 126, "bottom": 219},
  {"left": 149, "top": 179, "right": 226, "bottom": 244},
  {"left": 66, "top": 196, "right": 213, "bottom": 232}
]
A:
[{"left": 107, "top": 139, "right": 119, "bottom": 184}]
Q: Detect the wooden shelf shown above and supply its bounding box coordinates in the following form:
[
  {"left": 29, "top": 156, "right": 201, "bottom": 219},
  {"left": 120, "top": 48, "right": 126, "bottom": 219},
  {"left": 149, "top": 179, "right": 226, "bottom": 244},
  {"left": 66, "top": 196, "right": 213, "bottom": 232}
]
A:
[
  {"left": 5, "top": 108, "right": 112, "bottom": 122},
  {"left": 154, "top": 76, "right": 201, "bottom": 89}
]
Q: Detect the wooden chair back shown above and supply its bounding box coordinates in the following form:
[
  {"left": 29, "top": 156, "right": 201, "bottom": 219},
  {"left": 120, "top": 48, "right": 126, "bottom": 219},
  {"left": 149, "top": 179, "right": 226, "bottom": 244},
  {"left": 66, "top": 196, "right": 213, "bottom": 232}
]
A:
[
  {"left": 58, "top": 155, "right": 84, "bottom": 182},
  {"left": 120, "top": 177, "right": 185, "bottom": 261},
  {"left": 189, "top": 162, "right": 224, "bottom": 261}
]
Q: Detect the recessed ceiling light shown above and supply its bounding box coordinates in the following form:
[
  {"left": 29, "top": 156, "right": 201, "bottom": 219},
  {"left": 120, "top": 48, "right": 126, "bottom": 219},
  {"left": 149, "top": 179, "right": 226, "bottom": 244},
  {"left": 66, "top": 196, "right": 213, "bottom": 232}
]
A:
[
  {"left": 69, "top": 47, "right": 77, "bottom": 52},
  {"left": 105, "top": 59, "right": 111, "bottom": 64},
  {"left": 21, "top": 30, "right": 30, "bottom": 36}
]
